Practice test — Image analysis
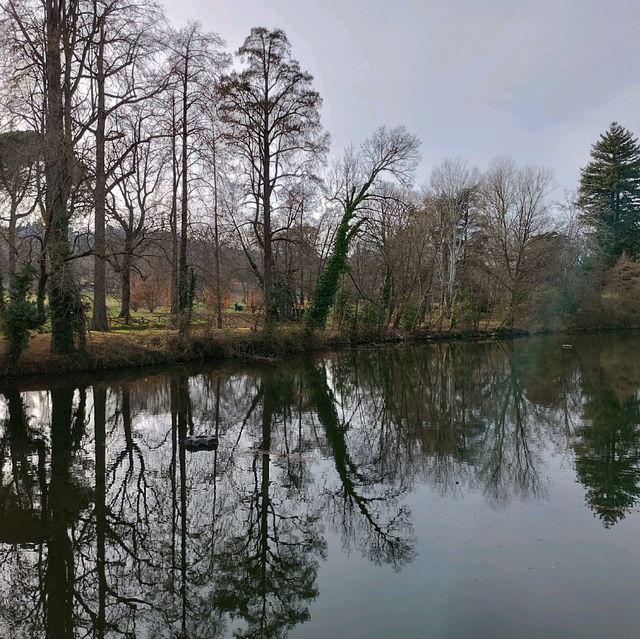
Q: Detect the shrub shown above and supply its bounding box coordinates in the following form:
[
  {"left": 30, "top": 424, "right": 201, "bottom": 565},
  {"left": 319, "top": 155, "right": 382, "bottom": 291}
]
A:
[
  {"left": 400, "top": 300, "right": 420, "bottom": 332},
  {"left": 2, "top": 266, "right": 39, "bottom": 363}
]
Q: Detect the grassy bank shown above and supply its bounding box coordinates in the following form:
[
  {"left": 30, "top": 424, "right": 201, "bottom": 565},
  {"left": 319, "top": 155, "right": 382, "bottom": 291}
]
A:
[{"left": 0, "top": 324, "right": 542, "bottom": 380}]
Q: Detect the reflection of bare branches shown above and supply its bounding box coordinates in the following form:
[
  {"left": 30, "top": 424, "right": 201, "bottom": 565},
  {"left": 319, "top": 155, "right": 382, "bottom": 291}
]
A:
[
  {"left": 307, "top": 361, "right": 416, "bottom": 571},
  {"left": 473, "top": 354, "right": 547, "bottom": 507},
  {"left": 213, "top": 372, "right": 325, "bottom": 638}
]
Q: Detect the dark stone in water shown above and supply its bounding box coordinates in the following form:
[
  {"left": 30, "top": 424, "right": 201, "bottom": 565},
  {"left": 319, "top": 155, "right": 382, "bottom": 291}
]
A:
[{"left": 183, "top": 435, "right": 218, "bottom": 451}]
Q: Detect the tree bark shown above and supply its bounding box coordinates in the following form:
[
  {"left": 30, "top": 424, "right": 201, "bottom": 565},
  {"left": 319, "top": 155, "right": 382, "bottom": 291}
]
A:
[
  {"left": 92, "top": 21, "right": 108, "bottom": 330},
  {"left": 45, "top": 0, "right": 84, "bottom": 353},
  {"left": 212, "top": 128, "right": 222, "bottom": 329},
  {"left": 178, "top": 60, "right": 189, "bottom": 333},
  {"left": 118, "top": 243, "right": 131, "bottom": 323},
  {"left": 262, "top": 137, "right": 273, "bottom": 323},
  {"left": 170, "top": 97, "right": 179, "bottom": 324},
  {"left": 8, "top": 200, "right": 18, "bottom": 277}
]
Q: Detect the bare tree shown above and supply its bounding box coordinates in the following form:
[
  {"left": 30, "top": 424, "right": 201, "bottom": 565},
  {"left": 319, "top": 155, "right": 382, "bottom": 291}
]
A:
[
  {"left": 107, "top": 105, "right": 166, "bottom": 323},
  {"left": 478, "top": 158, "right": 554, "bottom": 327},
  {"left": 88, "top": 0, "right": 165, "bottom": 330},
  {"left": 2, "top": 0, "right": 97, "bottom": 352},
  {"left": 428, "top": 158, "right": 479, "bottom": 327},
  {"left": 40, "top": 0, "right": 90, "bottom": 351},
  {"left": 355, "top": 182, "right": 417, "bottom": 329},
  {"left": 166, "top": 21, "right": 227, "bottom": 334},
  {"left": 219, "top": 27, "right": 328, "bottom": 323}
]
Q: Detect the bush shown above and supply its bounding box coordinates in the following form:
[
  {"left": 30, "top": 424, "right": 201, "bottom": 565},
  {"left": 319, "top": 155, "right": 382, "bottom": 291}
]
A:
[
  {"left": 400, "top": 300, "right": 420, "bottom": 332},
  {"left": 2, "top": 266, "right": 39, "bottom": 363},
  {"left": 332, "top": 285, "right": 355, "bottom": 332}
]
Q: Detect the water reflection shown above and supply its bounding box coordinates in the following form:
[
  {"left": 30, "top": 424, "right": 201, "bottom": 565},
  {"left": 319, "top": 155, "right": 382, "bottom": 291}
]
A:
[{"left": 2, "top": 334, "right": 640, "bottom": 636}]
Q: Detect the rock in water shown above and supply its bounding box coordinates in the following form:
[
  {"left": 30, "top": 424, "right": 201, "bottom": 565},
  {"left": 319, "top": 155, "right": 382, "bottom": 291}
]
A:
[{"left": 184, "top": 434, "right": 218, "bottom": 451}]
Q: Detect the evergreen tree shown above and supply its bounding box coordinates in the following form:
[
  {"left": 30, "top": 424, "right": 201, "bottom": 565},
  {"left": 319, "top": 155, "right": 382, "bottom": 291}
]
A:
[{"left": 578, "top": 122, "right": 640, "bottom": 263}]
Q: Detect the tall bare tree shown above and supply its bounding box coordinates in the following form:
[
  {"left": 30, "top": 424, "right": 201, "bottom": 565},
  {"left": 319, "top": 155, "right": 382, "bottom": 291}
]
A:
[
  {"left": 219, "top": 27, "right": 328, "bottom": 323},
  {"left": 479, "top": 158, "right": 554, "bottom": 327},
  {"left": 88, "top": 0, "right": 164, "bottom": 330},
  {"left": 107, "top": 105, "right": 165, "bottom": 322},
  {"left": 167, "top": 21, "right": 227, "bottom": 333},
  {"left": 428, "top": 158, "right": 479, "bottom": 326},
  {"left": 2, "top": 0, "right": 95, "bottom": 352}
]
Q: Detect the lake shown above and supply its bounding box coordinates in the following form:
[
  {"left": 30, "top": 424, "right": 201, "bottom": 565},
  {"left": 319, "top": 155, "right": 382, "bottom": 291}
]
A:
[{"left": 2, "top": 333, "right": 640, "bottom": 638}]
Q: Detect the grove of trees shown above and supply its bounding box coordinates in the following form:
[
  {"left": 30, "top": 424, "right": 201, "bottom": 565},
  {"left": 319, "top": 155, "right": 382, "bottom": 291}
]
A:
[{"left": 1, "top": 0, "right": 640, "bottom": 362}]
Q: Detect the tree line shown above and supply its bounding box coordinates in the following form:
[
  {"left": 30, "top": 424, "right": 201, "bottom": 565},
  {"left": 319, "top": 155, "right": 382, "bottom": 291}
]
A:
[{"left": 1, "top": 0, "right": 639, "bottom": 361}]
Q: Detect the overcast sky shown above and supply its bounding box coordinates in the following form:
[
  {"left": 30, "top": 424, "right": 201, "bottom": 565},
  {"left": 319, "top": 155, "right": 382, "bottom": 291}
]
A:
[{"left": 163, "top": 0, "right": 640, "bottom": 195}]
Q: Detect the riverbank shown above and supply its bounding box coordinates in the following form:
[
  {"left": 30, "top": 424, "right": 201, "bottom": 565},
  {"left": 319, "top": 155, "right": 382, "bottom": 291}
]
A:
[{"left": 0, "top": 323, "right": 619, "bottom": 380}]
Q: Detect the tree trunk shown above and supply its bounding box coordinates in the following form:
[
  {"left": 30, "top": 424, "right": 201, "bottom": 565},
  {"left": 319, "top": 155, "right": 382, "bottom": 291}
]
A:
[
  {"left": 262, "top": 134, "right": 273, "bottom": 323},
  {"left": 169, "top": 96, "right": 179, "bottom": 325},
  {"left": 119, "top": 243, "right": 132, "bottom": 323},
  {"left": 92, "top": 22, "right": 108, "bottom": 331},
  {"left": 93, "top": 384, "right": 107, "bottom": 639},
  {"left": 45, "top": 0, "right": 83, "bottom": 353},
  {"left": 46, "top": 387, "right": 75, "bottom": 637},
  {"left": 306, "top": 206, "right": 355, "bottom": 333},
  {"left": 178, "top": 64, "right": 189, "bottom": 333},
  {"left": 212, "top": 130, "right": 222, "bottom": 329},
  {"left": 36, "top": 246, "right": 48, "bottom": 324},
  {"left": 8, "top": 200, "right": 17, "bottom": 277}
]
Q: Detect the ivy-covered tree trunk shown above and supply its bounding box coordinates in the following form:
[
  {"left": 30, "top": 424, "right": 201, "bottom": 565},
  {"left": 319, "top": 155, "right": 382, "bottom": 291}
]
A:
[
  {"left": 48, "top": 214, "right": 83, "bottom": 352},
  {"left": 45, "top": 0, "right": 84, "bottom": 354},
  {"left": 305, "top": 206, "right": 356, "bottom": 334}
]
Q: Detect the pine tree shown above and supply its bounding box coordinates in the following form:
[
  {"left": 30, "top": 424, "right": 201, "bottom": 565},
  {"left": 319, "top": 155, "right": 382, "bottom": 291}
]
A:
[{"left": 578, "top": 122, "right": 640, "bottom": 264}]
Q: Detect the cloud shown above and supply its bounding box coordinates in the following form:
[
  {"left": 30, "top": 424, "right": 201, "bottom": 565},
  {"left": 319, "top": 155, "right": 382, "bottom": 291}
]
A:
[{"left": 163, "top": 0, "right": 640, "bottom": 190}]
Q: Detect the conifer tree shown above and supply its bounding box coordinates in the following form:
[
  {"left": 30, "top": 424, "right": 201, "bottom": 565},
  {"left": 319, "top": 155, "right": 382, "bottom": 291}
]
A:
[{"left": 578, "top": 122, "right": 640, "bottom": 263}]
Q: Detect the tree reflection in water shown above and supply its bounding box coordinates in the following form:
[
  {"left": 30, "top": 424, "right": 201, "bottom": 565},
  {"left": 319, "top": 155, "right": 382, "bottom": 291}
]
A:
[{"left": 1, "top": 335, "right": 640, "bottom": 636}]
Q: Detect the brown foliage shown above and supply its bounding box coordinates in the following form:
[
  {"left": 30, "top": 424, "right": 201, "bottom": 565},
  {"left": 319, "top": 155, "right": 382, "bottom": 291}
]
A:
[{"left": 131, "top": 273, "right": 170, "bottom": 313}]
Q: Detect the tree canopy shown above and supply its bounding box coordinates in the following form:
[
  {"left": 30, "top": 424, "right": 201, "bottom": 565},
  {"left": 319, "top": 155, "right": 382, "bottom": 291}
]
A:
[{"left": 578, "top": 122, "right": 640, "bottom": 264}]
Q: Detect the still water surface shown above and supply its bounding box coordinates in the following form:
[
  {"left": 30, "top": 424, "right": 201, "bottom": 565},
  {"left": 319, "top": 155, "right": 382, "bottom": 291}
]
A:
[{"left": 2, "top": 334, "right": 640, "bottom": 638}]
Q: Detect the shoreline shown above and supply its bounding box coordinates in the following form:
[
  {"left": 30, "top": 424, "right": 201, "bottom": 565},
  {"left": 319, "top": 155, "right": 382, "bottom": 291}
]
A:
[{"left": 0, "top": 324, "right": 637, "bottom": 382}]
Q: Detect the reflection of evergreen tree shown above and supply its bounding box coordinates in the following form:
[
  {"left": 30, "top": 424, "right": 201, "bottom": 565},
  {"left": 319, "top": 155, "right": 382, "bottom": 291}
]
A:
[{"left": 575, "top": 390, "right": 640, "bottom": 527}]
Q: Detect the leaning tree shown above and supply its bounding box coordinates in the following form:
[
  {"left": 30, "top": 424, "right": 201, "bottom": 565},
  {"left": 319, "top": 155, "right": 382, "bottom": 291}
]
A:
[{"left": 305, "top": 126, "right": 420, "bottom": 334}]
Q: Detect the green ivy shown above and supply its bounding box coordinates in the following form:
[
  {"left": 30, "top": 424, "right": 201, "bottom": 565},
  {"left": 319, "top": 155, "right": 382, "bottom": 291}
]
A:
[
  {"left": 2, "top": 265, "right": 39, "bottom": 363},
  {"left": 306, "top": 206, "right": 362, "bottom": 333}
]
